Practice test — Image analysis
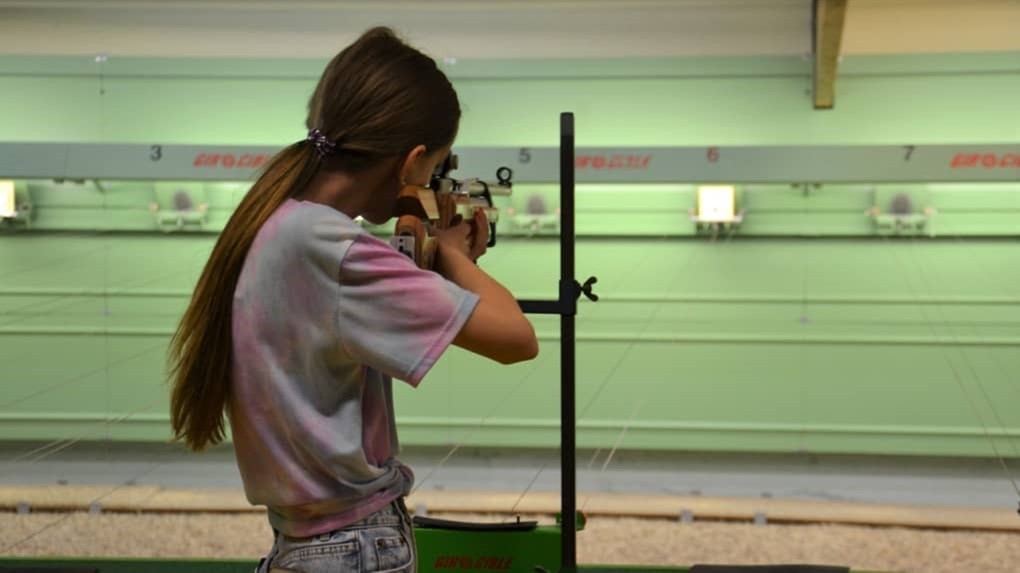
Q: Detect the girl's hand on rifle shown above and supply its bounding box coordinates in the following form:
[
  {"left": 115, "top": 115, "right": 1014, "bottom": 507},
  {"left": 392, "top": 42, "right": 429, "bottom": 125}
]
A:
[
  {"left": 465, "top": 208, "right": 489, "bottom": 261},
  {"left": 433, "top": 196, "right": 488, "bottom": 264}
]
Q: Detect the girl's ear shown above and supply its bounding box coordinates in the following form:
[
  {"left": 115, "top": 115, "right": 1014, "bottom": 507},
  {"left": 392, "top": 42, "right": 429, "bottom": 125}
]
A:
[{"left": 399, "top": 144, "right": 428, "bottom": 184}]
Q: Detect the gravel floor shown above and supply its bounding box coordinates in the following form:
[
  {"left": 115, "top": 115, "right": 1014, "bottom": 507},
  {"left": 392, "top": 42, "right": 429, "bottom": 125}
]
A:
[{"left": 2, "top": 511, "right": 1019, "bottom": 573}]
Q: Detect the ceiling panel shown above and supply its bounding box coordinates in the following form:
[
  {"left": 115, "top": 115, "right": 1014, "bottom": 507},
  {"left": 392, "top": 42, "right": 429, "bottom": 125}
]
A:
[
  {"left": 0, "top": 0, "right": 1015, "bottom": 59},
  {"left": 0, "top": 0, "right": 812, "bottom": 59},
  {"left": 843, "top": 0, "right": 1020, "bottom": 54}
]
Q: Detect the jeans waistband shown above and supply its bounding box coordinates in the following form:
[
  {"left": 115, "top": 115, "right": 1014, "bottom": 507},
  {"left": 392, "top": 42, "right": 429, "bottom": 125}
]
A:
[{"left": 280, "top": 497, "right": 409, "bottom": 542}]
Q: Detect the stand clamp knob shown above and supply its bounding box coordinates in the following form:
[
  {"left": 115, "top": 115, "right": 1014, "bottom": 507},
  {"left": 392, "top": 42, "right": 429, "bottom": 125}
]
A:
[{"left": 579, "top": 276, "right": 598, "bottom": 302}]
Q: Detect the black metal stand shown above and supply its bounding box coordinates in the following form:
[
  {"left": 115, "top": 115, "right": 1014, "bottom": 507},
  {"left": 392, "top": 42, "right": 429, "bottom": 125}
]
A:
[{"left": 516, "top": 112, "right": 597, "bottom": 573}]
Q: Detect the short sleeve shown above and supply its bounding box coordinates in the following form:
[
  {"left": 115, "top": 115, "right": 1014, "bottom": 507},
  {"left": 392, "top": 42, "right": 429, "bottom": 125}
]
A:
[{"left": 337, "top": 233, "right": 480, "bottom": 387}]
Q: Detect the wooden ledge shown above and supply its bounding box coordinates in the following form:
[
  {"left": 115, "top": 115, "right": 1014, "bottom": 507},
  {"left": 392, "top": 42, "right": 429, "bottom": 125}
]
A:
[{"left": 1, "top": 486, "right": 1016, "bottom": 533}]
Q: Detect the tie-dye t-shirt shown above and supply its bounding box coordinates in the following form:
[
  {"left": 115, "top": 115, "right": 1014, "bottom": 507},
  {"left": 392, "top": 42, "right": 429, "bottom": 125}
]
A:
[{"left": 228, "top": 197, "right": 479, "bottom": 537}]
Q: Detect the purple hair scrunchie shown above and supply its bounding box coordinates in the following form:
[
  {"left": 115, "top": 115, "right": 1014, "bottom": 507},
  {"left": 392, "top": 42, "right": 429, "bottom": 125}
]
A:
[{"left": 306, "top": 128, "right": 338, "bottom": 158}]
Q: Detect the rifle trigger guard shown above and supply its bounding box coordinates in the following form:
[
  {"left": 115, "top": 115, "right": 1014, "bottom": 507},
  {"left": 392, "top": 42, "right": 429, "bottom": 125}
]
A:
[{"left": 487, "top": 221, "right": 497, "bottom": 248}]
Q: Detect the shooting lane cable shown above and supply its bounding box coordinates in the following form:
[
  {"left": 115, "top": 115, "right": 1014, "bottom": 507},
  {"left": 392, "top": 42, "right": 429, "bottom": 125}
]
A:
[
  {"left": 577, "top": 229, "right": 730, "bottom": 517},
  {"left": 887, "top": 233, "right": 1020, "bottom": 503}
]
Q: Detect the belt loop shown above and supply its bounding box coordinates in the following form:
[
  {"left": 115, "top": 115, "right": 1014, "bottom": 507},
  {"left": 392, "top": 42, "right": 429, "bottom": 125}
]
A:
[
  {"left": 395, "top": 496, "right": 409, "bottom": 524},
  {"left": 255, "top": 530, "right": 280, "bottom": 573}
]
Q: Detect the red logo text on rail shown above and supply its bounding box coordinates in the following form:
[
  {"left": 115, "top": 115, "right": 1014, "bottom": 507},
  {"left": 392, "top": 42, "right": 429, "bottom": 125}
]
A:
[
  {"left": 576, "top": 154, "right": 652, "bottom": 170},
  {"left": 949, "top": 153, "right": 1020, "bottom": 169},
  {"left": 193, "top": 153, "right": 269, "bottom": 169}
]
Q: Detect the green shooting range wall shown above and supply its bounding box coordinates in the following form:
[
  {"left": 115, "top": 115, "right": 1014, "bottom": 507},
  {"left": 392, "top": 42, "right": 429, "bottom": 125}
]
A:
[{"left": 0, "top": 52, "right": 1018, "bottom": 458}]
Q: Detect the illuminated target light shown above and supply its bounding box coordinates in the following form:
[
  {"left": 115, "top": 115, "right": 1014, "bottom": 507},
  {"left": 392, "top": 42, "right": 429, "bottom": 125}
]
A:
[
  {"left": 696, "top": 184, "right": 737, "bottom": 222},
  {"left": 0, "top": 180, "right": 14, "bottom": 218},
  {"left": 690, "top": 183, "right": 744, "bottom": 234}
]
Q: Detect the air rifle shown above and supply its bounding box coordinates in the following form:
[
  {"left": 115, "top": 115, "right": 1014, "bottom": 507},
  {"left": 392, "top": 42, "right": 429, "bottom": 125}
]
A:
[{"left": 390, "top": 153, "right": 512, "bottom": 269}]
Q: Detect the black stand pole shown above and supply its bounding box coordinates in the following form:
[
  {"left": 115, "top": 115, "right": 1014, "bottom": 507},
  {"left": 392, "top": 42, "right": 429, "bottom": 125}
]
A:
[
  {"left": 557, "top": 111, "right": 578, "bottom": 573},
  {"left": 517, "top": 112, "right": 596, "bottom": 573}
]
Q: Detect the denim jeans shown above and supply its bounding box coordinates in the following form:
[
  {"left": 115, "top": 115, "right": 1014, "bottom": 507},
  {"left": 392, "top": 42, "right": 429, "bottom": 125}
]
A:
[{"left": 256, "top": 498, "right": 416, "bottom": 573}]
